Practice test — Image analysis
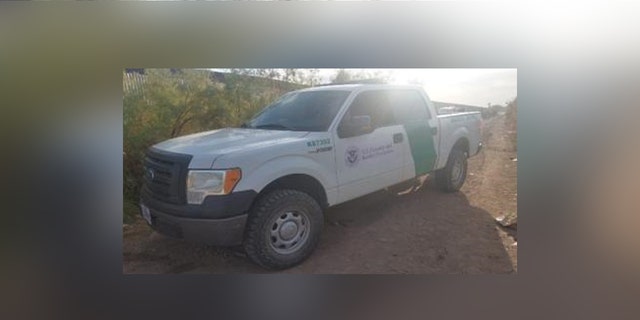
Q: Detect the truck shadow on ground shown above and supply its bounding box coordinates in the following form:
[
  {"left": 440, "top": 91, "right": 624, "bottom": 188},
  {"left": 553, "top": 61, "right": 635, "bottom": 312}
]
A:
[
  {"left": 124, "top": 177, "right": 515, "bottom": 274},
  {"left": 303, "top": 177, "right": 515, "bottom": 274}
]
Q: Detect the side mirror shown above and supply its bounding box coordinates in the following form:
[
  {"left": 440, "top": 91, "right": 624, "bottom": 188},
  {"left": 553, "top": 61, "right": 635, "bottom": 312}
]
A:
[
  {"left": 338, "top": 115, "right": 374, "bottom": 138},
  {"left": 351, "top": 115, "right": 372, "bottom": 128}
]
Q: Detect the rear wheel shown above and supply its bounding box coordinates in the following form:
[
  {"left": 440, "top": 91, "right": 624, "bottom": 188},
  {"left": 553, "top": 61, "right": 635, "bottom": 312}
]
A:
[
  {"left": 243, "top": 189, "right": 323, "bottom": 270},
  {"left": 435, "top": 148, "right": 468, "bottom": 192}
]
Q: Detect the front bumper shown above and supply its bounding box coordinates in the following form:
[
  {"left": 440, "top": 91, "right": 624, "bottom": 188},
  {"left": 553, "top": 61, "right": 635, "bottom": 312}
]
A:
[
  {"left": 139, "top": 189, "right": 257, "bottom": 246},
  {"left": 140, "top": 202, "right": 248, "bottom": 246}
]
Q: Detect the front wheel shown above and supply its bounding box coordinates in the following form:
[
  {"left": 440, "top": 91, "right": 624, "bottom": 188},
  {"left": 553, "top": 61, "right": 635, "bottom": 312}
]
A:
[
  {"left": 243, "top": 189, "right": 323, "bottom": 270},
  {"left": 435, "top": 148, "right": 468, "bottom": 192}
]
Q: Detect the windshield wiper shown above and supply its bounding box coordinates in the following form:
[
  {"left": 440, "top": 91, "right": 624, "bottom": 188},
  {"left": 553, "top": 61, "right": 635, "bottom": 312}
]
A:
[{"left": 254, "top": 123, "right": 295, "bottom": 131}]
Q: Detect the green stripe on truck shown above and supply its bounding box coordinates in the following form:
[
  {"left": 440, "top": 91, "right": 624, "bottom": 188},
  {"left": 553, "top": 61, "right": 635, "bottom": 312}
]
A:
[{"left": 403, "top": 122, "right": 437, "bottom": 175}]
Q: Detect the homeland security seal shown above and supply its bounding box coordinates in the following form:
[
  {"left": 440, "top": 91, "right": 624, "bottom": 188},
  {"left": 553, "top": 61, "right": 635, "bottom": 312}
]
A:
[{"left": 345, "top": 146, "right": 360, "bottom": 167}]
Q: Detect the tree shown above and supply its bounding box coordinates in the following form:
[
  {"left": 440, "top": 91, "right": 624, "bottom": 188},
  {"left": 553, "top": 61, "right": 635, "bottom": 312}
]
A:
[
  {"left": 283, "top": 69, "right": 298, "bottom": 83},
  {"left": 301, "top": 69, "right": 321, "bottom": 86},
  {"left": 123, "top": 69, "right": 224, "bottom": 211},
  {"left": 142, "top": 69, "right": 220, "bottom": 137},
  {"left": 331, "top": 69, "right": 392, "bottom": 84},
  {"left": 332, "top": 69, "right": 353, "bottom": 83}
]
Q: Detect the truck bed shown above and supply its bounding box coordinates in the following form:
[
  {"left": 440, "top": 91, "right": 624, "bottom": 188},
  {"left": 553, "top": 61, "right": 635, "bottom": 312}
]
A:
[{"left": 434, "top": 111, "right": 483, "bottom": 170}]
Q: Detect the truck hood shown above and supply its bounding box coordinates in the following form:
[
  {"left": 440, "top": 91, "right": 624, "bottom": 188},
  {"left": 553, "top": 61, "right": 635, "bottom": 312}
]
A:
[{"left": 152, "top": 128, "right": 310, "bottom": 168}]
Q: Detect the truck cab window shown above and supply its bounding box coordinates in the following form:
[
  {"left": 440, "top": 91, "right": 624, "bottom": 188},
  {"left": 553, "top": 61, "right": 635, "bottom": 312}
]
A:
[{"left": 341, "top": 90, "right": 396, "bottom": 129}]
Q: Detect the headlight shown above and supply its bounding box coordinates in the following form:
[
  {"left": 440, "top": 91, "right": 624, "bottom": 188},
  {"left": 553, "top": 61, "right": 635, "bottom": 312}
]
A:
[{"left": 186, "top": 168, "right": 242, "bottom": 204}]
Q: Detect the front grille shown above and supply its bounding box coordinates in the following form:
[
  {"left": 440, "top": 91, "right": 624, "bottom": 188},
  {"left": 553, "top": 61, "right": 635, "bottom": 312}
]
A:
[{"left": 142, "top": 148, "right": 192, "bottom": 205}]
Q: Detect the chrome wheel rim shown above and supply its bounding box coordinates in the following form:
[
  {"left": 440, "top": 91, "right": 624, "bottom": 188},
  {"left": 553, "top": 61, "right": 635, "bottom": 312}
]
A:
[
  {"left": 451, "top": 153, "right": 467, "bottom": 186},
  {"left": 268, "top": 210, "right": 310, "bottom": 254}
]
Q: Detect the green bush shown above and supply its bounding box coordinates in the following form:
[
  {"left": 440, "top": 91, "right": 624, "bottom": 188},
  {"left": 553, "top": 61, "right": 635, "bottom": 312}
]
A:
[{"left": 123, "top": 69, "right": 302, "bottom": 222}]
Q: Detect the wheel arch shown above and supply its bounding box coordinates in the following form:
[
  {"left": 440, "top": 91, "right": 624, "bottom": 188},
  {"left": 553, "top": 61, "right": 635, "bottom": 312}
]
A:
[
  {"left": 258, "top": 174, "right": 329, "bottom": 210},
  {"left": 436, "top": 127, "right": 471, "bottom": 169},
  {"left": 452, "top": 137, "right": 470, "bottom": 154}
]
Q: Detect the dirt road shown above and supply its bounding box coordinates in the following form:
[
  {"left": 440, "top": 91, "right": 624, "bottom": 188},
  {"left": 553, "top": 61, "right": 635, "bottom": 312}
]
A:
[{"left": 123, "top": 114, "right": 517, "bottom": 274}]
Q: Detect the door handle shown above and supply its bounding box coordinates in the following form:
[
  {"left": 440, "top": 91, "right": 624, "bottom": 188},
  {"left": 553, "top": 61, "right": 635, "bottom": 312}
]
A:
[
  {"left": 430, "top": 126, "right": 438, "bottom": 135},
  {"left": 393, "top": 133, "right": 403, "bottom": 143}
]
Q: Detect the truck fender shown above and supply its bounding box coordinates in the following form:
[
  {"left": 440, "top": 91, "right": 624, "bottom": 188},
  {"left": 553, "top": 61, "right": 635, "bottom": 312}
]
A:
[
  {"left": 436, "top": 126, "right": 470, "bottom": 169},
  {"left": 234, "top": 155, "right": 337, "bottom": 206}
]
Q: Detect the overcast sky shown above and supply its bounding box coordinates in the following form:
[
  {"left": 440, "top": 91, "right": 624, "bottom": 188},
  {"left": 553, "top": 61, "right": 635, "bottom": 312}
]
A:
[{"left": 316, "top": 68, "right": 517, "bottom": 107}]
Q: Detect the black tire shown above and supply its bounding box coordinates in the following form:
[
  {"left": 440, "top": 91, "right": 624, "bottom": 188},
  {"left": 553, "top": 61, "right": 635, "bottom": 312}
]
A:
[
  {"left": 435, "top": 148, "right": 468, "bottom": 192},
  {"left": 243, "top": 189, "right": 323, "bottom": 270}
]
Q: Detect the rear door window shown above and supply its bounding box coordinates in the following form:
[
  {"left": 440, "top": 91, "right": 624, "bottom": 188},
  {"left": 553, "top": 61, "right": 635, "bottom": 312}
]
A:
[{"left": 389, "top": 90, "right": 431, "bottom": 124}]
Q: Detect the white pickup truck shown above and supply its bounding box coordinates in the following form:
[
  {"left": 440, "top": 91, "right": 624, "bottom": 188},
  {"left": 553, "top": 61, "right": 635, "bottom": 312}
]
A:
[{"left": 140, "top": 84, "right": 483, "bottom": 269}]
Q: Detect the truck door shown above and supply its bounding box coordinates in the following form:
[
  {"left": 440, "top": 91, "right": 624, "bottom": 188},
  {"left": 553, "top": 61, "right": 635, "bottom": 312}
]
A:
[
  {"left": 333, "top": 90, "right": 405, "bottom": 203},
  {"left": 389, "top": 89, "right": 438, "bottom": 179}
]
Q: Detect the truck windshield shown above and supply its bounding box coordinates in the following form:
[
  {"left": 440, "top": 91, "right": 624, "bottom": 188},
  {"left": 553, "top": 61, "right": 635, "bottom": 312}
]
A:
[{"left": 245, "top": 90, "right": 350, "bottom": 132}]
